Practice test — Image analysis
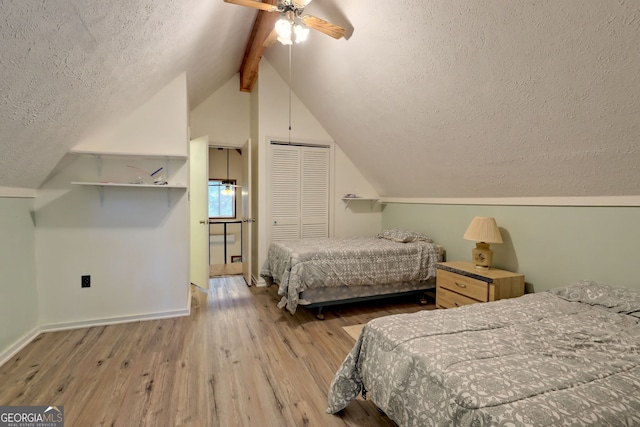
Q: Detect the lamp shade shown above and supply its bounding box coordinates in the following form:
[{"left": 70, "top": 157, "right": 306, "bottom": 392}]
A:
[{"left": 463, "top": 217, "right": 503, "bottom": 244}]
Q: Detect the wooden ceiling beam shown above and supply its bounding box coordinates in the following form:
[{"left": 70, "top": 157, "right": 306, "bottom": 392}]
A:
[{"left": 239, "top": 0, "right": 279, "bottom": 92}]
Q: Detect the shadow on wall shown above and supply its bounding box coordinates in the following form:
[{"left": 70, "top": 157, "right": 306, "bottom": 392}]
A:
[
  {"left": 493, "top": 227, "right": 518, "bottom": 269},
  {"left": 36, "top": 184, "right": 186, "bottom": 229},
  {"left": 492, "top": 227, "right": 534, "bottom": 293}
]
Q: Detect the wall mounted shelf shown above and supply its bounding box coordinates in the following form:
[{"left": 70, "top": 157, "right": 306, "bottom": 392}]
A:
[
  {"left": 70, "top": 151, "right": 188, "bottom": 206},
  {"left": 71, "top": 181, "right": 187, "bottom": 206},
  {"left": 341, "top": 197, "right": 379, "bottom": 210},
  {"left": 70, "top": 150, "right": 188, "bottom": 160},
  {"left": 71, "top": 182, "right": 187, "bottom": 189}
]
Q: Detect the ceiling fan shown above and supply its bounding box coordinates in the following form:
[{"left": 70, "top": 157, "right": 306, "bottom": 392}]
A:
[{"left": 223, "top": 0, "right": 346, "bottom": 45}]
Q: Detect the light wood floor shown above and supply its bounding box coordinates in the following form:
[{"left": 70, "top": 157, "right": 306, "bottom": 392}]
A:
[
  {"left": 0, "top": 277, "right": 435, "bottom": 426},
  {"left": 209, "top": 262, "right": 243, "bottom": 277}
]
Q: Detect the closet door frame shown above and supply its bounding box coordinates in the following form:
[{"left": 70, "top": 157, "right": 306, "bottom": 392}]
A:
[{"left": 266, "top": 139, "right": 335, "bottom": 244}]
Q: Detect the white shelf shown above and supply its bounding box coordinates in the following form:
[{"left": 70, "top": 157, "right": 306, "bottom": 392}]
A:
[
  {"left": 70, "top": 150, "right": 188, "bottom": 206},
  {"left": 341, "top": 197, "right": 379, "bottom": 209},
  {"left": 72, "top": 181, "right": 187, "bottom": 189},
  {"left": 72, "top": 181, "right": 186, "bottom": 206},
  {"left": 70, "top": 150, "right": 188, "bottom": 160}
]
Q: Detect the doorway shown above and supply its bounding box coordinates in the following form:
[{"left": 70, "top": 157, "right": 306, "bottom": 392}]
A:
[{"left": 208, "top": 147, "right": 243, "bottom": 277}]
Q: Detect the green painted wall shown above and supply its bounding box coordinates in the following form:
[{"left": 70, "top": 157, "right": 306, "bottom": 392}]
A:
[
  {"left": 0, "top": 197, "right": 38, "bottom": 357},
  {"left": 382, "top": 203, "right": 640, "bottom": 293}
]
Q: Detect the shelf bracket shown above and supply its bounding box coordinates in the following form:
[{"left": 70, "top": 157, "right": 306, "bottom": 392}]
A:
[
  {"left": 97, "top": 185, "right": 105, "bottom": 206},
  {"left": 342, "top": 198, "right": 379, "bottom": 211},
  {"left": 94, "top": 154, "right": 103, "bottom": 180}
]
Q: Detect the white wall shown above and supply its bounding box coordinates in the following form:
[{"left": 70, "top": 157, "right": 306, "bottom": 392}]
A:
[
  {"left": 73, "top": 75, "right": 189, "bottom": 157},
  {"left": 254, "top": 60, "right": 382, "bottom": 281},
  {"left": 191, "top": 76, "right": 252, "bottom": 266},
  {"left": 34, "top": 74, "right": 190, "bottom": 328},
  {"left": 333, "top": 144, "right": 382, "bottom": 237},
  {"left": 0, "top": 197, "right": 39, "bottom": 363},
  {"left": 250, "top": 81, "right": 260, "bottom": 282},
  {"left": 190, "top": 74, "right": 251, "bottom": 147},
  {"left": 190, "top": 65, "right": 382, "bottom": 284}
]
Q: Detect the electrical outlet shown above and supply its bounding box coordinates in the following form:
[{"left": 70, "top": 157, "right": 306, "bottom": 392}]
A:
[{"left": 81, "top": 275, "right": 91, "bottom": 288}]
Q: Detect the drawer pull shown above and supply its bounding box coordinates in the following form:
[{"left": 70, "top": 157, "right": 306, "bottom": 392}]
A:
[{"left": 454, "top": 282, "right": 467, "bottom": 288}]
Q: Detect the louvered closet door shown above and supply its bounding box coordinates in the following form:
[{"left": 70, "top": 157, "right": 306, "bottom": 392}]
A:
[
  {"left": 270, "top": 145, "right": 301, "bottom": 241},
  {"left": 301, "top": 147, "right": 329, "bottom": 238},
  {"left": 269, "top": 144, "right": 330, "bottom": 241}
]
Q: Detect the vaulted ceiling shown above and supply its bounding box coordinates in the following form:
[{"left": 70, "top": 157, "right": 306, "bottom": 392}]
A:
[
  {"left": 0, "top": 0, "right": 255, "bottom": 189},
  {"left": 2, "top": 0, "right": 639, "bottom": 198}
]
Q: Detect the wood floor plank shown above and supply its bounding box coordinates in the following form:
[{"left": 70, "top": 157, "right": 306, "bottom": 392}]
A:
[{"left": 0, "top": 276, "right": 434, "bottom": 426}]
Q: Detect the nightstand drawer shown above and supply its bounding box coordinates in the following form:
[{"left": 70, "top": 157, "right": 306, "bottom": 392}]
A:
[
  {"left": 437, "top": 269, "right": 489, "bottom": 302},
  {"left": 436, "top": 287, "right": 479, "bottom": 309}
]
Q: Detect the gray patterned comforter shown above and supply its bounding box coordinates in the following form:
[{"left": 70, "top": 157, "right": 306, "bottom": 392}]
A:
[
  {"left": 260, "top": 237, "right": 440, "bottom": 314},
  {"left": 327, "top": 281, "right": 640, "bottom": 426}
]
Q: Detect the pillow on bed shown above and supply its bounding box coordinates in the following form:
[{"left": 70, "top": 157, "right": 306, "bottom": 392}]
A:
[
  {"left": 550, "top": 280, "right": 640, "bottom": 314},
  {"left": 376, "top": 229, "right": 432, "bottom": 243}
]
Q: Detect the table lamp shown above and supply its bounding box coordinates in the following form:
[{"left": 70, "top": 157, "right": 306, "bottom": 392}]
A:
[{"left": 463, "top": 216, "right": 503, "bottom": 270}]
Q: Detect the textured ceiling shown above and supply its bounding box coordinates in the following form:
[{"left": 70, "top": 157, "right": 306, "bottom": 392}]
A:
[
  {"left": 0, "top": 0, "right": 254, "bottom": 189},
  {"left": 266, "top": 0, "right": 640, "bottom": 198},
  {"left": 1, "top": 0, "right": 640, "bottom": 197}
]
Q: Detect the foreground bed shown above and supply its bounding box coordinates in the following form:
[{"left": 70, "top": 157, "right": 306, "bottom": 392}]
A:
[
  {"left": 327, "top": 280, "right": 640, "bottom": 426},
  {"left": 261, "top": 229, "right": 442, "bottom": 317}
]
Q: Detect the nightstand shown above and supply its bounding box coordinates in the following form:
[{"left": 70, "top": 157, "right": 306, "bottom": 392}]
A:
[{"left": 436, "top": 261, "right": 525, "bottom": 309}]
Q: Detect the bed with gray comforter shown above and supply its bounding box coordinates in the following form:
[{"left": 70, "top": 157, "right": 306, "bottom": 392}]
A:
[
  {"left": 327, "top": 280, "right": 640, "bottom": 426},
  {"left": 260, "top": 229, "right": 441, "bottom": 314}
]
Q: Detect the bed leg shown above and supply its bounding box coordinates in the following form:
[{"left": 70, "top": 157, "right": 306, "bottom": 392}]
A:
[
  {"left": 421, "top": 290, "right": 435, "bottom": 305},
  {"left": 316, "top": 307, "right": 325, "bottom": 320}
]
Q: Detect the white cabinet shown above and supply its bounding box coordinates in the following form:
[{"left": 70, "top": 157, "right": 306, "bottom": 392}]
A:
[{"left": 269, "top": 144, "right": 329, "bottom": 241}]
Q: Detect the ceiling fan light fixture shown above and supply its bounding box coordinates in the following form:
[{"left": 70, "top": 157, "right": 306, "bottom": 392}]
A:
[
  {"left": 277, "top": 35, "right": 293, "bottom": 45},
  {"left": 293, "top": 24, "right": 309, "bottom": 43},
  {"left": 221, "top": 148, "right": 235, "bottom": 196},
  {"left": 275, "top": 17, "right": 292, "bottom": 38},
  {"left": 224, "top": 0, "right": 347, "bottom": 45},
  {"left": 275, "top": 17, "right": 293, "bottom": 45}
]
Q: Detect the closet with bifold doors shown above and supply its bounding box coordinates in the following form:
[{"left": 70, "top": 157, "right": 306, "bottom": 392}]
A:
[{"left": 268, "top": 142, "right": 330, "bottom": 242}]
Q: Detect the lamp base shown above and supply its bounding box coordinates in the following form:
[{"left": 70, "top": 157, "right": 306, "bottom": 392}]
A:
[{"left": 471, "top": 242, "right": 493, "bottom": 270}]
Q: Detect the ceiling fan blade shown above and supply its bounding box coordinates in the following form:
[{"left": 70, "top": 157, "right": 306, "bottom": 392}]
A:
[
  {"left": 300, "top": 15, "right": 346, "bottom": 39},
  {"left": 223, "top": 0, "right": 279, "bottom": 12},
  {"left": 263, "top": 28, "right": 278, "bottom": 47}
]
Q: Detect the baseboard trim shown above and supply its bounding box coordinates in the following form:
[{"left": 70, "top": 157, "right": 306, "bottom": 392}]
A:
[
  {"left": 253, "top": 275, "right": 267, "bottom": 287},
  {"left": 0, "top": 327, "right": 41, "bottom": 368},
  {"left": 39, "top": 309, "right": 191, "bottom": 333},
  {"left": 0, "top": 308, "right": 191, "bottom": 368}
]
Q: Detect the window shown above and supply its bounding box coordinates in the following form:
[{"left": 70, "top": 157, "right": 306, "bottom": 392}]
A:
[{"left": 209, "top": 179, "right": 236, "bottom": 218}]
